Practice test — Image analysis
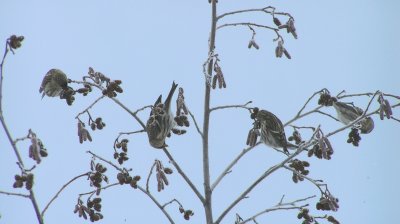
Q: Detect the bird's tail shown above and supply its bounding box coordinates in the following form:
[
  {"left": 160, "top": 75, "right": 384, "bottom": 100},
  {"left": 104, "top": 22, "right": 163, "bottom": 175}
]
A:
[{"left": 164, "top": 81, "right": 178, "bottom": 111}]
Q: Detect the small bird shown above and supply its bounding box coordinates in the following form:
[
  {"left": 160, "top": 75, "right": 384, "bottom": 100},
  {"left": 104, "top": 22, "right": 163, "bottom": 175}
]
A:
[
  {"left": 39, "top": 69, "right": 69, "bottom": 98},
  {"left": 146, "top": 82, "right": 178, "bottom": 149},
  {"left": 256, "top": 109, "right": 296, "bottom": 154},
  {"left": 333, "top": 101, "right": 374, "bottom": 134}
]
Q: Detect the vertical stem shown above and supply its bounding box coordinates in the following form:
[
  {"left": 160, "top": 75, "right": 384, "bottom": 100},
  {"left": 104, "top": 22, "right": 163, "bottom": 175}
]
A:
[
  {"left": 203, "top": 1, "right": 217, "bottom": 224},
  {"left": 0, "top": 42, "right": 44, "bottom": 224}
]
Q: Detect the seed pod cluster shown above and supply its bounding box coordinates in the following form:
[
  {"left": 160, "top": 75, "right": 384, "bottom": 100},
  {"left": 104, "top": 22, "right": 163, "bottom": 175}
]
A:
[
  {"left": 171, "top": 128, "right": 187, "bottom": 135},
  {"left": 28, "top": 133, "right": 47, "bottom": 164},
  {"left": 378, "top": 94, "right": 393, "bottom": 120},
  {"left": 176, "top": 87, "right": 188, "bottom": 116},
  {"left": 114, "top": 152, "right": 129, "bottom": 165},
  {"left": 316, "top": 194, "right": 339, "bottom": 212},
  {"left": 90, "top": 117, "right": 106, "bottom": 131},
  {"left": 8, "top": 35, "right": 24, "bottom": 50},
  {"left": 327, "top": 215, "right": 340, "bottom": 224},
  {"left": 347, "top": 128, "right": 361, "bottom": 146},
  {"left": 273, "top": 17, "right": 282, "bottom": 26},
  {"left": 13, "top": 173, "right": 34, "bottom": 190},
  {"left": 154, "top": 160, "right": 173, "bottom": 192},
  {"left": 248, "top": 38, "right": 259, "bottom": 50},
  {"left": 297, "top": 208, "right": 314, "bottom": 223},
  {"left": 289, "top": 159, "right": 310, "bottom": 183},
  {"left": 78, "top": 122, "right": 92, "bottom": 144},
  {"left": 74, "top": 198, "right": 104, "bottom": 222},
  {"left": 275, "top": 41, "right": 291, "bottom": 59},
  {"left": 288, "top": 130, "right": 303, "bottom": 145},
  {"left": 278, "top": 18, "right": 298, "bottom": 39},
  {"left": 212, "top": 62, "right": 227, "bottom": 89},
  {"left": 116, "top": 171, "right": 140, "bottom": 189},
  {"left": 102, "top": 80, "right": 123, "bottom": 98},
  {"left": 88, "top": 67, "right": 110, "bottom": 85},
  {"left": 179, "top": 206, "right": 194, "bottom": 220},
  {"left": 89, "top": 161, "right": 108, "bottom": 189},
  {"left": 308, "top": 133, "right": 334, "bottom": 159},
  {"left": 318, "top": 90, "right": 337, "bottom": 106},
  {"left": 60, "top": 87, "right": 76, "bottom": 105},
  {"left": 76, "top": 85, "right": 91, "bottom": 96},
  {"left": 115, "top": 139, "right": 129, "bottom": 153}
]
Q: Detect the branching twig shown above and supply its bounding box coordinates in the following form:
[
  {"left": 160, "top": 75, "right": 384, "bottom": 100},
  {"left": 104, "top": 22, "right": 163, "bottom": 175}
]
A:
[
  {"left": 217, "top": 23, "right": 278, "bottom": 32},
  {"left": 211, "top": 142, "right": 261, "bottom": 191},
  {"left": 42, "top": 172, "right": 90, "bottom": 216},
  {"left": 146, "top": 161, "right": 157, "bottom": 193},
  {"left": 161, "top": 198, "right": 183, "bottom": 209},
  {"left": 315, "top": 110, "right": 340, "bottom": 122},
  {"left": 210, "top": 101, "right": 252, "bottom": 112},
  {"left": 217, "top": 7, "right": 293, "bottom": 21},
  {"left": 87, "top": 150, "right": 123, "bottom": 172},
  {"left": 0, "top": 190, "right": 30, "bottom": 198},
  {"left": 75, "top": 95, "right": 106, "bottom": 119},
  {"left": 283, "top": 166, "right": 325, "bottom": 195}
]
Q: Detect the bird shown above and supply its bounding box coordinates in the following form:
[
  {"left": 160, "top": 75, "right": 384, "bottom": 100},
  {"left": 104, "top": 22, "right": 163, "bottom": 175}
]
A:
[
  {"left": 332, "top": 101, "right": 374, "bottom": 134},
  {"left": 39, "top": 69, "right": 69, "bottom": 98},
  {"left": 146, "top": 82, "right": 178, "bottom": 149},
  {"left": 256, "top": 109, "right": 297, "bottom": 154}
]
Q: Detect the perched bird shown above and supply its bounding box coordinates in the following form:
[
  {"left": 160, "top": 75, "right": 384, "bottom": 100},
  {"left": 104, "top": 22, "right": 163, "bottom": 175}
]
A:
[
  {"left": 146, "top": 82, "right": 178, "bottom": 149},
  {"left": 333, "top": 101, "right": 374, "bottom": 134},
  {"left": 256, "top": 109, "right": 296, "bottom": 154},
  {"left": 39, "top": 69, "right": 69, "bottom": 98}
]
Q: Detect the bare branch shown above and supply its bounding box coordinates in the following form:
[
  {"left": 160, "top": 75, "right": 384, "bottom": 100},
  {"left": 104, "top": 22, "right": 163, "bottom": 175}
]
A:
[
  {"left": 211, "top": 142, "right": 261, "bottom": 191},
  {"left": 217, "top": 6, "right": 293, "bottom": 21},
  {"left": 79, "top": 182, "right": 119, "bottom": 196},
  {"left": 118, "top": 129, "right": 146, "bottom": 136},
  {"left": 162, "top": 148, "right": 205, "bottom": 204},
  {"left": 210, "top": 101, "right": 253, "bottom": 112},
  {"left": 42, "top": 172, "right": 90, "bottom": 216},
  {"left": 0, "top": 190, "right": 30, "bottom": 198}
]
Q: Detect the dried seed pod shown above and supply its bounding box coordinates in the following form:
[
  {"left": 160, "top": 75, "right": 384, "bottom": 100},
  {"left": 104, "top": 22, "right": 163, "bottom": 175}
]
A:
[
  {"left": 273, "top": 17, "right": 282, "bottom": 26},
  {"left": 283, "top": 48, "right": 291, "bottom": 59}
]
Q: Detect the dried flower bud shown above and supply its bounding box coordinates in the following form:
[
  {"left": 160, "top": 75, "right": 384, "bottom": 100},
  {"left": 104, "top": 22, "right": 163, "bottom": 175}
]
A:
[{"left": 273, "top": 17, "right": 282, "bottom": 26}]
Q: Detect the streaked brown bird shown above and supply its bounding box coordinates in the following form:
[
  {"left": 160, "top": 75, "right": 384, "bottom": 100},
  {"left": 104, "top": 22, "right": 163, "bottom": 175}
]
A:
[
  {"left": 39, "top": 69, "right": 69, "bottom": 98},
  {"left": 256, "top": 109, "right": 297, "bottom": 154},
  {"left": 146, "top": 82, "right": 178, "bottom": 149},
  {"left": 333, "top": 101, "right": 374, "bottom": 134}
]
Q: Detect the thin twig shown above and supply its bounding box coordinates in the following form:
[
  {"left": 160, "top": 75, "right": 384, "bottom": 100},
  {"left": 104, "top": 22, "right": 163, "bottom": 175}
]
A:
[
  {"left": 110, "top": 97, "right": 147, "bottom": 129},
  {"left": 211, "top": 142, "right": 261, "bottom": 191},
  {"left": 162, "top": 148, "right": 205, "bottom": 204},
  {"left": 42, "top": 172, "right": 90, "bottom": 216},
  {"left": 79, "top": 182, "right": 119, "bottom": 196},
  {"left": 210, "top": 101, "right": 252, "bottom": 112},
  {"left": 118, "top": 129, "right": 146, "bottom": 136},
  {"left": 217, "top": 7, "right": 293, "bottom": 21},
  {"left": 0, "top": 190, "right": 30, "bottom": 198},
  {"left": 87, "top": 150, "right": 123, "bottom": 172},
  {"left": 146, "top": 161, "right": 157, "bottom": 193},
  {"left": 283, "top": 166, "right": 325, "bottom": 195},
  {"left": 217, "top": 23, "right": 278, "bottom": 32},
  {"left": 137, "top": 185, "right": 175, "bottom": 224},
  {"left": 188, "top": 110, "right": 203, "bottom": 137},
  {"left": 315, "top": 110, "right": 340, "bottom": 122},
  {"left": 161, "top": 198, "right": 183, "bottom": 209}
]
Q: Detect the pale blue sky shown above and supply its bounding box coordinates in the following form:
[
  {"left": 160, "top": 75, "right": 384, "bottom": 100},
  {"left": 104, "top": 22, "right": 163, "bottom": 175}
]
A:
[{"left": 0, "top": 0, "right": 399, "bottom": 223}]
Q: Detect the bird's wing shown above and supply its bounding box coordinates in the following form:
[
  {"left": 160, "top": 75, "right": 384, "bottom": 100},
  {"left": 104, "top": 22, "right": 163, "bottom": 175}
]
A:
[
  {"left": 163, "top": 81, "right": 178, "bottom": 111},
  {"left": 258, "top": 110, "right": 287, "bottom": 142}
]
